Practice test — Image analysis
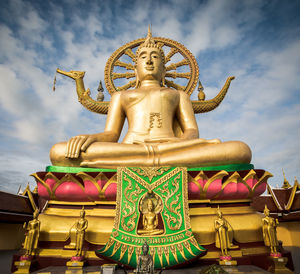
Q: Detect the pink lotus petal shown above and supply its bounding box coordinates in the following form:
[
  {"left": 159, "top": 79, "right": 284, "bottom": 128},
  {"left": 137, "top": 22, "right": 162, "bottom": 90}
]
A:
[
  {"left": 55, "top": 181, "right": 87, "bottom": 202},
  {"left": 253, "top": 182, "right": 267, "bottom": 197},
  {"left": 45, "top": 178, "right": 56, "bottom": 190},
  {"left": 188, "top": 181, "right": 201, "bottom": 199},
  {"left": 37, "top": 183, "right": 50, "bottom": 199},
  {"left": 206, "top": 179, "right": 222, "bottom": 199},
  {"left": 84, "top": 180, "right": 101, "bottom": 200},
  {"left": 104, "top": 183, "right": 117, "bottom": 200}
]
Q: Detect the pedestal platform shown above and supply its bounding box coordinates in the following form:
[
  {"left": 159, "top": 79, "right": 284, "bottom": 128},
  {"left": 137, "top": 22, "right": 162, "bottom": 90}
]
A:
[{"left": 11, "top": 164, "right": 295, "bottom": 272}]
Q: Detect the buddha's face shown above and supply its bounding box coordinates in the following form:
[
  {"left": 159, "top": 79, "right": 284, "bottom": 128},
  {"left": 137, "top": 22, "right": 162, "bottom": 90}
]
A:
[
  {"left": 147, "top": 199, "right": 153, "bottom": 211},
  {"left": 142, "top": 244, "right": 149, "bottom": 255},
  {"left": 264, "top": 209, "right": 269, "bottom": 217},
  {"left": 135, "top": 47, "right": 165, "bottom": 83}
]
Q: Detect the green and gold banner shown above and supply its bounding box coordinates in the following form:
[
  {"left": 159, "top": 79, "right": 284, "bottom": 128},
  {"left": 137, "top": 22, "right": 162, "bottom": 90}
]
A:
[{"left": 97, "top": 167, "right": 205, "bottom": 268}]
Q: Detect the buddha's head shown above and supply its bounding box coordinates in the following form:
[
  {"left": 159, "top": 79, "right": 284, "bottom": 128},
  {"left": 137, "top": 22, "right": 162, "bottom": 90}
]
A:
[
  {"left": 80, "top": 207, "right": 86, "bottom": 218},
  {"left": 147, "top": 199, "right": 154, "bottom": 212},
  {"left": 217, "top": 206, "right": 223, "bottom": 218},
  {"left": 142, "top": 241, "right": 149, "bottom": 255},
  {"left": 134, "top": 27, "right": 166, "bottom": 87},
  {"left": 264, "top": 205, "right": 270, "bottom": 217}
]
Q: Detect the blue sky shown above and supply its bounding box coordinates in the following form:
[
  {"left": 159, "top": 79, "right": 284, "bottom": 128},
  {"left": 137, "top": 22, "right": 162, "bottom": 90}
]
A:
[{"left": 0, "top": 0, "right": 300, "bottom": 193}]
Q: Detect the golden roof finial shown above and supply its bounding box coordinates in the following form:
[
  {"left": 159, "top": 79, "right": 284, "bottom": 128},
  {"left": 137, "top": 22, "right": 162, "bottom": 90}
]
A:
[
  {"left": 282, "top": 169, "right": 291, "bottom": 189},
  {"left": 295, "top": 176, "right": 299, "bottom": 189}
]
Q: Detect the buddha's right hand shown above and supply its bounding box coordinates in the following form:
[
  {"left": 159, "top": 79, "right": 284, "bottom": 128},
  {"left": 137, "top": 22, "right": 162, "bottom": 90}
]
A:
[
  {"left": 56, "top": 69, "right": 85, "bottom": 80},
  {"left": 65, "top": 134, "right": 96, "bottom": 158}
]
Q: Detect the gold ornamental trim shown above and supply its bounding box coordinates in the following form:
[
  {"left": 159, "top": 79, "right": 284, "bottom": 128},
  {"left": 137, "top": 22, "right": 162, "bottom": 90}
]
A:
[{"left": 37, "top": 248, "right": 100, "bottom": 259}]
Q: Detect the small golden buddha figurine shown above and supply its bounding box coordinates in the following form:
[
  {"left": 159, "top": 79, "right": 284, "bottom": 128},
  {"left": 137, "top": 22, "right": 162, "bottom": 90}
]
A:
[
  {"left": 23, "top": 209, "right": 40, "bottom": 257},
  {"left": 50, "top": 29, "right": 251, "bottom": 169},
  {"left": 214, "top": 207, "right": 238, "bottom": 259},
  {"left": 135, "top": 242, "right": 154, "bottom": 274},
  {"left": 138, "top": 197, "right": 163, "bottom": 235},
  {"left": 74, "top": 207, "right": 88, "bottom": 258},
  {"left": 262, "top": 205, "right": 280, "bottom": 255}
]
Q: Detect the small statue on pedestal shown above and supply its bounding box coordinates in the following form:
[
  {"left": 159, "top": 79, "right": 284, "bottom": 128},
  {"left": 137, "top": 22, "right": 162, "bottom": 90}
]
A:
[
  {"left": 214, "top": 206, "right": 238, "bottom": 264},
  {"left": 14, "top": 209, "right": 40, "bottom": 273},
  {"left": 135, "top": 241, "right": 154, "bottom": 274},
  {"left": 66, "top": 207, "right": 88, "bottom": 271},
  {"left": 262, "top": 205, "right": 281, "bottom": 257},
  {"left": 73, "top": 207, "right": 88, "bottom": 259},
  {"left": 22, "top": 209, "right": 40, "bottom": 259}
]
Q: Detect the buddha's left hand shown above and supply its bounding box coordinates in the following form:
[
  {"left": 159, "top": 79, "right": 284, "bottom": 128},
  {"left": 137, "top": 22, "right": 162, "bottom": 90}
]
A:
[{"left": 65, "top": 134, "right": 97, "bottom": 158}]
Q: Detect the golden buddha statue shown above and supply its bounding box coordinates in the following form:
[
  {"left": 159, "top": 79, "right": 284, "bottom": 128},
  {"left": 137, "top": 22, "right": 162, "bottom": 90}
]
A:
[
  {"left": 214, "top": 207, "right": 238, "bottom": 257},
  {"left": 262, "top": 205, "right": 279, "bottom": 254},
  {"left": 23, "top": 209, "right": 40, "bottom": 256},
  {"left": 74, "top": 207, "right": 88, "bottom": 257},
  {"left": 50, "top": 29, "right": 251, "bottom": 168},
  {"left": 137, "top": 197, "right": 163, "bottom": 235}
]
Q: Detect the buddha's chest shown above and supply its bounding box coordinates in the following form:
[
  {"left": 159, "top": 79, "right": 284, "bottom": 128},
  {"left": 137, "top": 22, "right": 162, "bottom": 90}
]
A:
[{"left": 122, "top": 89, "right": 179, "bottom": 114}]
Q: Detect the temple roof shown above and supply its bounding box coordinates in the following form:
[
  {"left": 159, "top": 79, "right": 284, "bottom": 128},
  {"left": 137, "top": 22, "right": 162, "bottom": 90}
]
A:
[
  {"left": 0, "top": 186, "right": 37, "bottom": 223},
  {"left": 252, "top": 178, "right": 300, "bottom": 221}
]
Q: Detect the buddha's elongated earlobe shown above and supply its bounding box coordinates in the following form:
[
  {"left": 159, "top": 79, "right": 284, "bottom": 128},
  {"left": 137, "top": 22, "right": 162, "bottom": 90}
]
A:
[
  {"left": 161, "top": 68, "right": 166, "bottom": 87},
  {"left": 135, "top": 68, "right": 140, "bottom": 88}
]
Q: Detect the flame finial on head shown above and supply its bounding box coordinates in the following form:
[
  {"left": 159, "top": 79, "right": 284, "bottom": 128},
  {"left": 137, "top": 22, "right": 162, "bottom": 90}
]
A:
[
  {"left": 135, "top": 26, "right": 165, "bottom": 64},
  {"left": 144, "top": 25, "right": 155, "bottom": 46}
]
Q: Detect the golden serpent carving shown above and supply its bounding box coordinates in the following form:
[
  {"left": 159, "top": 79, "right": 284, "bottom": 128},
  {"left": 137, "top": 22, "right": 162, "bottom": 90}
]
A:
[{"left": 192, "top": 76, "right": 235, "bottom": 113}]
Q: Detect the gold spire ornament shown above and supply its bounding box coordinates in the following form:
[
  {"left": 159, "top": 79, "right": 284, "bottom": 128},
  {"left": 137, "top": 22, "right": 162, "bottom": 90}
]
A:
[
  {"left": 197, "top": 79, "right": 205, "bottom": 101},
  {"left": 97, "top": 80, "right": 104, "bottom": 101},
  {"left": 282, "top": 170, "right": 291, "bottom": 189},
  {"left": 295, "top": 176, "right": 299, "bottom": 189}
]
